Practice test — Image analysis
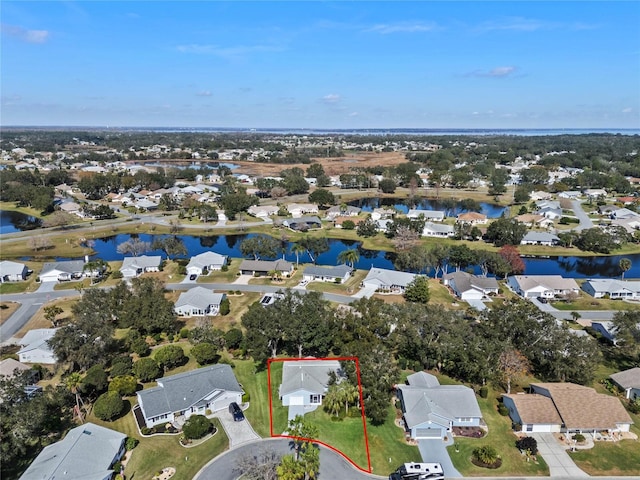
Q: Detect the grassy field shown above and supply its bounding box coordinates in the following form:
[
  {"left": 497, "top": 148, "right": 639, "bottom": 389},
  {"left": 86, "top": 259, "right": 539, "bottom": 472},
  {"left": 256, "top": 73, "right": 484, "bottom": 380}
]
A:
[
  {"left": 0, "top": 301, "right": 20, "bottom": 325},
  {"left": 234, "top": 359, "right": 271, "bottom": 438},
  {"left": 551, "top": 293, "right": 640, "bottom": 311},
  {"left": 447, "top": 386, "right": 549, "bottom": 477},
  {"left": 305, "top": 269, "right": 367, "bottom": 295},
  {"left": 14, "top": 297, "right": 79, "bottom": 337},
  {"left": 86, "top": 400, "right": 228, "bottom": 480}
]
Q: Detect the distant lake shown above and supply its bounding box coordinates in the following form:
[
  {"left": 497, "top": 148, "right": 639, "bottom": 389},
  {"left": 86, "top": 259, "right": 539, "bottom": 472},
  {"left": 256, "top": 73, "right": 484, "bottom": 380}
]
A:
[
  {"left": 347, "top": 197, "right": 508, "bottom": 218},
  {"left": 0, "top": 210, "right": 42, "bottom": 234}
]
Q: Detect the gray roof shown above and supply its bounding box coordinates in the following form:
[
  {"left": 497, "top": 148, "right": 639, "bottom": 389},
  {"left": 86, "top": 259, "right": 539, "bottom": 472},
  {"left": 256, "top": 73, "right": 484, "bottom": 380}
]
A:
[
  {"left": 610, "top": 367, "right": 640, "bottom": 390},
  {"left": 280, "top": 360, "right": 342, "bottom": 397},
  {"left": 41, "top": 260, "right": 85, "bottom": 275},
  {"left": 303, "top": 264, "right": 352, "bottom": 278},
  {"left": 175, "top": 287, "right": 225, "bottom": 309},
  {"left": 407, "top": 209, "right": 445, "bottom": 219},
  {"left": 362, "top": 267, "right": 417, "bottom": 289},
  {"left": 327, "top": 205, "right": 361, "bottom": 215},
  {"left": 19, "top": 422, "right": 126, "bottom": 480},
  {"left": 120, "top": 255, "right": 162, "bottom": 271},
  {"left": 285, "top": 216, "right": 322, "bottom": 226},
  {"left": 240, "top": 259, "right": 293, "bottom": 272},
  {"left": 187, "top": 251, "right": 227, "bottom": 269},
  {"left": 509, "top": 275, "right": 579, "bottom": 292},
  {"left": 0, "top": 260, "right": 27, "bottom": 276},
  {"left": 521, "top": 231, "right": 560, "bottom": 243},
  {"left": 137, "top": 364, "right": 242, "bottom": 419},
  {"left": 423, "top": 222, "right": 454, "bottom": 234},
  {"left": 17, "top": 328, "right": 58, "bottom": 355},
  {"left": 444, "top": 271, "right": 499, "bottom": 294},
  {"left": 406, "top": 371, "right": 440, "bottom": 388},
  {"left": 583, "top": 279, "right": 640, "bottom": 294},
  {"left": 398, "top": 384, "right": 482, "bottom": 429}
]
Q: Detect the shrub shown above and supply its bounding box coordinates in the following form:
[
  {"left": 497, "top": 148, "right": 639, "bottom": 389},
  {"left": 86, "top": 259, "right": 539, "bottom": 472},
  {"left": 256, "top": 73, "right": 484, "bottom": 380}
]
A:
[
  {"left": 342, "top": 220, "right": 355, "bottom": 230},
  {"left": 110, "top": 356, "right": 133, "bottom": 377},
  {"left": 133, "top": 358, "right": 161, "bottom": 383},
  {"left": 221, "top": 265, "right": 228, "bottom": 272},
  {"left": 224, "top": 328, "right": 243, "bottom": 349},
  {"left": 219, "top": 297, "right": 230, "bottom": 316},
  {"left": 182, "top": 415, "right": 212, "bottom": 440},
  {"left": 191, "top": 342, "right": 218, "bottom": 365},
  {"left": 179, "top": 327, "right": 190, "bottom": 339},
  {"left": 93, "top": 391, "right": 124, "bottom": 421},
  {"left": 497, "top": 403, "right": 509, "bottom": 416},
  {"left": 125, "top": 437, "right": 139, "bottom": 450},
  {"left": 154, "top": 344, "right": 186, "bottom": 371},
  {"left": 472, "top": 445, "right": 500, "bottom": 467},
  {"left": 177, "top": 265, "right": 187, "bottom": 275},
  {"left": 515, "top": 436, "right": 538, "bottom": 455},
  {"left": 479, "top": 386, "right": 489, "bottom": 398},
  {"left": 112, "top": 270, "right": 123, "bottom": 279},
  {"left": 108, "top": 375, "right": 138, "bottom": 396},
  {"left": 242, "top": 392, "right": 250, "bottom": 403},
  {"left": 141, "top": 426, "right": 151, "bottom": 435},
  {"left": 629, "top": 398, "right": 640, "bottom": 414},
  {"left": 130, "top": 338, "right": 151, "bottom": 357},
  {"left": 572, "top": 433, "right": 586, "bottom": 443}
]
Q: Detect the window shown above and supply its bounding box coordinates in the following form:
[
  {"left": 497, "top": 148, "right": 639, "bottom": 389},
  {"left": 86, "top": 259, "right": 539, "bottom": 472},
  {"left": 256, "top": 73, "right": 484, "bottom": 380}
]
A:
[
  {"left": 310, "top": 394, "right": 322, "bottom": 404},
  {"left": 526, "top": 425, "right": 533, "bottom": 432}
]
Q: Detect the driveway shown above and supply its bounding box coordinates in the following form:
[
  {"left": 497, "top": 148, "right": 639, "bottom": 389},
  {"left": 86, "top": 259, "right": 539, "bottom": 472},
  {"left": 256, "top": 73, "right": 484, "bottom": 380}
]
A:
[
  {"left": 570, "top": 199, "right": 594, "bottom": 232},
  {"left": 36, "top": 281, "right": 57, "bottom": 293},
  {"left": 531, "top": 433, "right": 589, "bottom": 477},
  {"left": 214, "top": 407, "right": 260, "bottom": 448},
  {"left": 418, "top": 439, "right": 462, "bottom": 478}
]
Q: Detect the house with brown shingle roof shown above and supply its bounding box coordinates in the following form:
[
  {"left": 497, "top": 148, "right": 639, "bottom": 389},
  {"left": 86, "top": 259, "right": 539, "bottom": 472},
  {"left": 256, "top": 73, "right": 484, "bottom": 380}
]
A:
[
  {"left": 456, "top": 212, "right": 487, "bottom": 225},
  {"left": 503, "top": 382, "right": 633, "bottom": 434}
]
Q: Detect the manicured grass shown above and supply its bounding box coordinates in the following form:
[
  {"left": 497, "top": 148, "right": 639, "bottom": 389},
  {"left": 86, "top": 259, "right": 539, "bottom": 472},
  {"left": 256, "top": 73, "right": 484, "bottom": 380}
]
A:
[
  {"left": 305, "top": 269, "right": 367, "bottom": 295},
  {"left": 446, "top": 386, "right": 549, "bottom": 477},
  {"left": 551, "top": 293, "right": 640, "bottom": 311},
  {"left": 248, "top": 270, "right": 301, "bottom": 288},
  {"left": 197, "top": 261, "right": 241, "bottom": 283},
  {"left": 569, "top": 423, "right": 640, "bottom": 476},
  {"left": 87, "top": 400, "right": 229, "bottom": 480},
  {"left": 268, "top": 361, "right": 289, "bottom": 435},
  {"left": 234, "top": 359, "right": 271, "bottom": 438},
  {"left": 0, "top": 282, "right": 30, "bottom": 294}
]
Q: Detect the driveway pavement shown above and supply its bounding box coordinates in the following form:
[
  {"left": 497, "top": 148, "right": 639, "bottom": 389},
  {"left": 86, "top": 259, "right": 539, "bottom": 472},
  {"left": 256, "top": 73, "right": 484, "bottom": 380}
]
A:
[
  {"left": 213, "top": 407, "right": 260, "bottom": 448},
  {"left": 418, "top": 439, "right": 462, "bottom": 478},
  {"left": 570, "top": 199, "right": 594, "bottom": 232},
  {"left": 36, "top": 281, "right": 57, "bottom": 293},
  {"left": 531, "top": 433, "right": 589, "bottom": 477}
]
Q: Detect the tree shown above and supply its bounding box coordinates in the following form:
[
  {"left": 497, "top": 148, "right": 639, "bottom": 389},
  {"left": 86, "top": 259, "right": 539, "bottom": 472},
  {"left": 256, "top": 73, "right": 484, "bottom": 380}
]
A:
[
  {"left": 118, "top": 278, "right": 178, "bottom": 334},
  {"left": 219, "top": 297, "right": 230, "bottom": 316},
  {"left": 108, "top": 375, "right": 138, "bottom": 396},
  {"left": 306, "top": 163, "right": 325, "bottom": 179},
  {"left": 392, "top": 225, "right": 420, "bottom": 251},
  {"left": 277, "top": 455, "right": 305, "bottom": 480},
  {"left": 448, "top": 244, "right": 476, "bottom": 271},
  {"left": 133, "top": 358, "right": 161, "bottom": 383},
  {"left": 235, "top": 446, "right": 280, "bottom": 480},
  {"left": 497, "top": 349, "right": 530, "bottom": 394},
  {"left": 394, "top": 245, "right": 432, "bottom": 274},
  {"left": 378, "top": 178, "right": 396, "bottom": 193},
  {"left": 44, "top": 305, "right": 64, "bottom": 327},
  {"left": 404, "top": 276, "right": 430, "bottom": 304},
  {"left": 498, "top": 245, "right": 525, "bottom": 276},
  {"left": 43, "top": 211, "right": 75, "bottom": 228},
  {"left": 182, "top": 415, "right": 212, "bottom": 439},
  {"left": 576, "top": 228, "right": 618, "bottom": 254},
  {"left": 611, "top": 310, "right": 640, "bottom": 360},
  {"left": 485, "top": 217, "right": 527, "bottom": 246},
  {"left": 240, "top": 234, "right": 280, "bottom": 260},
  {"left": 191, "top": 342, "right": 218, "bottom": 365},
  {"left": 356, "top": 216, "right": 378, "bottom": 238},
  {"left": 219, "top": 191, "right": 258, "bottom": 220},
  {"left": 299, "top": 236, "right": 329, "bottom": 264},
  {"left": 93, "top": 391, "right": 124, "bottom": 421},
  {"left": 152, "top": 236, "right": 187, "bottom": 259},
  {"left": 488, "top": 169, "right": 508, "bottom": 197},
  {"left": 291, "top": 242, "right": 307, "bottom": 267},
  {"left": 117, "top": 238, "right": 151, "bottom": 256},
  {"left": 619, "top": 258, "right": 632, "bottom": 280},
  {"left": 154, "top": 345, "right": 186, "bottom": 371},
  {"left": 515, "top": 436, "right": 538, "bottom": 455},
  {"left": 80, "top": 364, "right": 108, "bottom": 398},
  {"left": 308, "top": 189, "right": 335, "bottom": 208},
  {"left": 287, "top": 415, "right": 318, "bottom": 460},
  {"left": 341, "top": 220, "right": 355, "bottom": 230},
  {"left": 337, "top": 248, "right": 359, "bottom": 269},
  {"left": 224, "top": 328, "right": 244, "bottom": 350}
]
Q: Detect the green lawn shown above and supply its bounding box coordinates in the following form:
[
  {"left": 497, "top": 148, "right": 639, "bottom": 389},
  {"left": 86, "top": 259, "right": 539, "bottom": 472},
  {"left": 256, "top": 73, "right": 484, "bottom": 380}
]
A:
[
  {"left": 305, "top": 269, "right": 367, "bottom": 295},
  {"left": 87, "top": 399, "right": 228, "bottom": 480},
  {"left": 0, "top": 282, "right": 30, "bottom": 294},
  {"left": 446, "top": 387, "right": 549, "bottom": 477},
  {"left": 551, "top": 293, "right": 640, "bottom": 311},
  {"left": 569, "top": 423, "right": 640, "bottom": 476},
  {"left": 234, "top": 359, "right": 271, "bottom": 438}
]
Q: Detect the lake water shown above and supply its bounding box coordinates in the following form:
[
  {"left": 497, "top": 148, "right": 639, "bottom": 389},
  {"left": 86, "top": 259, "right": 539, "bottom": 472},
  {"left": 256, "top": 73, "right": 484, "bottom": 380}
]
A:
[
  {"left": 347, "top": 197, "right": 508, "bottom": 218},
  {"left": 36, "top": 232, "right": 640, "bottom": 280},
  {"left": 0, "top": 210, "right": 42, "bottom": 234}
]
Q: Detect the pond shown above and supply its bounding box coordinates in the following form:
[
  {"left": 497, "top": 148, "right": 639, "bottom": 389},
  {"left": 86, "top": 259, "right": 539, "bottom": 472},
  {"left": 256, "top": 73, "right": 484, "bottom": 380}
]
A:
[
  {"left": 0, "top": 210, "right": 42, "bottom": 234},
  {"left": 53, "top": 233, "right": 640, "bottom": 280},
  {"left": 346, "top": 197, "right": 508, "bottom": 218}
]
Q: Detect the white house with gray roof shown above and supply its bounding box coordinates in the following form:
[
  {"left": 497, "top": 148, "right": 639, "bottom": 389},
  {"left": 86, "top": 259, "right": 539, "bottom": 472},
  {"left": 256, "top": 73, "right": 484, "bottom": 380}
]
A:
[
  {"left": 175, "top": 287, "right": 226, "bottom": 317},
  {"left": 240, "top": 259, "right": 293, "bottom": 277},
  {"left": 326, "top": 205, "right": 361, "bottom": 220},
  {"left": 582, "top": 279, "right": 640, "bottom": 300},
  {"left": 443, "top": 271, "right": 499, "bottom": 301},
  {"left": 362, "top": 267, "right": 418, "bottom": 293},
  {"left": 39, "top": 260, "right": 99, "bottom": 282},
  {"left": 520, "top": 231, "right": 561, "bottom": 246},
  {"left": 422, "top": 222, "right": 455, "bottom": 238},
  {"left": 279, "top": 360, "right": 342, "bottom": 409},
  {"left": 396, "top": 372, "right": 483, "bottom": 440},
  {"left": 136, "top": 364, "right": 243, "bottom": 428},
  {"left": 303, "top": 264, "right": 352, "bottom": 284},
  {"left": 407, "top": 209, "right": 445, "bottom": 222},
  {"left": 0, "top": 260, "right": 28, "bottom": 282},
  {"left": 507, "top": 275, "right": 579, "bottom": 299},
  {"left": 20, "top": 422, "right": 126, "bottom": 480},
  {"left": 186, "top": 251, "right": 227, "bottom": 276},
  {"left": 17, "top": 328, "right": 58, "bottom": 364},
  {"left": 610, "top": 367, "right": 640, "bottom": 400},
  {"left": 119, "top": 255, "right": 162, "bottom": 278}
]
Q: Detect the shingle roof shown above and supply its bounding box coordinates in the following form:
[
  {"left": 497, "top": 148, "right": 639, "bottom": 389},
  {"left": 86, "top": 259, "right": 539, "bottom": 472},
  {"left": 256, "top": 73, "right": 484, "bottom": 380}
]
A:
[
  {"left": 583, "top": 279, "right": 640, "bottom": 294},
  {"left": 510, "top": 275, "right": 579, "bottom": 292},
  {"left": 175, "top": 287, "right": 225, "bottom": 310},
  {"left": 406, "top": 371, "right": 440, "bottom": 388},
  {"left": 610, "top": 367, "right": 640, "bottom": 390},
  {"left": 41, "top": 260, "right": 86, "bottom": 275},
  {"left": 17, "top": 328, "right": 58, "bottom": 355},
  {"left": 0, "top": 260, "right": 27, "bottom": 276},
  {"left": 187, "top": 251, "right": 226, "bottom": 270},
  {"left": 502, "top": 393, "right": 563, "bottom": 425},
  {"left": 362, "top": 267, "right": 417, "bottom": 289},
  {"left": 444, "top": 271, "right": 498, "bottom": 294},
  {"left": 120, "top": 255, "right": 162, "bottom": 271},
  {"left": 137, "top": 364, "right": 242, "bottom": 419},
  {"left": 407, "top": 209, "right": 445, "bottom": 219},
  {"left": 303, "top": 264, "right": 352, "bottom": 278},
  {"left": 280, "top": 360, "right": 342, "bottom": 397},
  {"left": 240, "top": 259, "right": 293, "bottom": 272},
  {"left": 521, "top": 232, "right": 560, "bottom": 243},
  {"left": 0, "top": 358, "right": 30, "bottom": 377},
  {"left": 19, "top": 423, "right": 126, "bottom": 480}
]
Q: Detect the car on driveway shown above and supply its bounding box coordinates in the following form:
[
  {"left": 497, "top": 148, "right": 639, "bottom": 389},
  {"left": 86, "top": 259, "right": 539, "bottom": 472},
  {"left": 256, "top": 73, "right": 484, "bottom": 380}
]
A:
[
  {"left": 189, "top": 274, "right": 197, "bottom": 281},
  {"left": 537, "top": 296, "right": 548, "bottom": 303},
  {"left": 229, "top": 402, "right": 245, "bottom": 421}
]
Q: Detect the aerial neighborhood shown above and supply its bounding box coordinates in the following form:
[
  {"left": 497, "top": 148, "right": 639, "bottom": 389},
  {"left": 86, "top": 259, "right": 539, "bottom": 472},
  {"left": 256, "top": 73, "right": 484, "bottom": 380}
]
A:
[{"left": 1, "top": 130, "right": 640, "bottom": 480}]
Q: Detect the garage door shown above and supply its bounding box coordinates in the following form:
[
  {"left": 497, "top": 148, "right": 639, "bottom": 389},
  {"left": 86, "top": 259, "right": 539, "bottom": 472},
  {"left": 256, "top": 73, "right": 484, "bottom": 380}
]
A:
[
  {"left": 415, "top": 428, "right": 442, "bottom": 439},
  {"left": 289, "top": 396, "right": 305, "bottom": 406}
]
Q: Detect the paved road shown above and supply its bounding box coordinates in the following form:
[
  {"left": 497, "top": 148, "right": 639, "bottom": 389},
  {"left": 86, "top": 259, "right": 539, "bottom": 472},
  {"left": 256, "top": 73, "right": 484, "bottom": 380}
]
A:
[
  {"left": 529, "top": 297, "right": 616, "bottom": 322},
  {"left": 570, "top": 199, "right": 594, "bottom": 232},
  {"left": 531, "top": 433, "right": 589, "bottom": 477},
  {"left": 193, "top": 438, "right": 384, "bottom": 480}
]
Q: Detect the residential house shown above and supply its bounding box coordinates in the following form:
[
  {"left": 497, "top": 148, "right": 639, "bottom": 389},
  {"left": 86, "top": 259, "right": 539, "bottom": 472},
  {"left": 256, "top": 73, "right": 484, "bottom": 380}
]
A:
[
  {"left": 617, "top": 196, "right": 636, "bottom": 206},
  {"left": 503, "top": 383, "right": 633, "bottom": 434},
  {"left": 239, "top": 259, "right": 293, "bottom": 277},
  {"left": 609, "top": 367, "right": 640, "bottom": 401},
  {"left": 611, "top": 216, "right": 640, "bottom": 234},
  {"left": 58, "top": 201, "right": 82, "bottom": 216},
  {"left": 590, "top": 321, "right": 620, "bottom": 344},
  {"left": 376, "top": 218, "right": 393, "bottom": 233},
  {"left": 19, "top": 423, "right": 126, "bottom": 480},
  {"left": 407, "top": 209, "right": 445, "bottom": 222},
  {"left": 584, "top": 188, "right": 608, "bottom": 199},
  {"left": 507, "top": 275, "right": 579, "bottom": 299},
  {"left": 17, "top": 328, "right": 58, "bottom": 364},
  {"left": 599, "top": 205, "right": 620, "bottom": 216},
  {"left": 0, "top": 260, "right": 28, "bottom": 282},
  {"left": 530, "top": 191, "right": 552, "bottom": 201},
  {"left": 396, "top": 372, "right": 483, "bottom": 440},
  {"left": 361, "top": 267, "right": 418, "bottom": 293},
  {"left": 279, "top": 359, "right": 342, "bottom": 408},
  {"left": 287, "top": 203, "right": 319, "bottom": 217},
  {"left": 371, "top": 207, "right": 396, "bottom": 221},
  {"left": 520, "top": 232, "right": 561, "bottom": 246},
  {"left": 558, "top": 191, "right": 582, "bottom": 199},
  {"left": 443, "top": 271, "right": 499, "bottom": 301},
  {"left": 136, "top": 364, "right": 243, "bottom": 428},
  {"left": 333, "top": 216, "right": 363, "bottom": 228},
  {"left": 536, "top": 205, "right": 563, "bottom": 220},
  {"left": 582, "top": 279, "right": 640, "bottom": 300},
  {"left": 0, "top": 358, "right": 31, "bottom": 378},
  {"left": 248, "top": 205, "right": 279, "bottom": 218},
  {"left": 326, "top": 205, "right": 361, "bottom": 220},
  {"left": 119, "top": 255, "right": 162, "bottom": 279},
  {"left": 134, "top": 198, "right": 158, "bottom": 211},
  {"left": 282, "top": 216, "right": 322, "bottom": 231},
  {"left": 456, "top": 212, "right": 487, "bottom": 225},
  {"left": 39, "top": 260, "right": 101, "bottom": 283},
  {"left": 514, "top": 214, "right": 554, "bottom": 229},
  {"left": 610, "top": 208, "right": 640, "bottom": 220},
  {"left": 175, "top": 287, "right": 227, "bottom": 317},
  {"left": 186, "top": 251, "right": 227, "bottom": 276},
  {"left": 422, "top": 222, "right": 455, "bottom": 238},
  {"left": 303, "top": 264, "right": 352, "bottom": 284}
]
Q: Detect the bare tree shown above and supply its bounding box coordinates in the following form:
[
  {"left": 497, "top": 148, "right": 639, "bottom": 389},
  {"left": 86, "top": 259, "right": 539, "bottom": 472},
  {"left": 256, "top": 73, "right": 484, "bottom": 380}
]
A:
[
  {"left": 270, "top": 186, "right": 288, "bottom": 199},
  {"left": 498, "top": 349, "right": 530, "bottom": 394},
  {"left": 234, "top": 446, "right": 281, "bottom": 480},
  {"left": 392, "top": 226, "right": 419, "bottom": 251},
  {"left": 116, "top": 238, "right": 151, "bottom": 256}
]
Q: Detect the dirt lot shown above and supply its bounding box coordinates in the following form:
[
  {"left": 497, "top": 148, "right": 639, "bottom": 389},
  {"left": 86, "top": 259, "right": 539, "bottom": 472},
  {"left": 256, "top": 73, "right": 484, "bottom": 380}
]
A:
[{"left": 233, "top": 151, "right": 409, "bottom": 177}]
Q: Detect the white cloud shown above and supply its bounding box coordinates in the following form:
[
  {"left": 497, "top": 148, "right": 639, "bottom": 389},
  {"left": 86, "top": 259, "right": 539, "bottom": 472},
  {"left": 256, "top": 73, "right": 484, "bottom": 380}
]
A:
[
  {"left": 476, "top": 17, "right": 599, "bottom": 33},
  {"left": 322, "top": 94, "right": 341, "bottom": 104},
  {"left": 366, "top": 22, "right": 439, "bottom": 34},
  {"left": 196, "top": 91, "right": 212, "bottom": 97},
  {"left": 622, "top": 107, "right": 633, "bottom": 113},
  {"left": 348, "top": 112, "right": 359, "bottom": 117},
  {"left": 2, "top": 24, "right": 50, "bottom": 43},
  {"left": 467, "top": 66, "right": 517, "bottom": 78}
]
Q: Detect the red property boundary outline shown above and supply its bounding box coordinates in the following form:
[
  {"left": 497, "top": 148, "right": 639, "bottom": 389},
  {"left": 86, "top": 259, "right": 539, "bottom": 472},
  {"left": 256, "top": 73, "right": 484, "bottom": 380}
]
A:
[{"left": 267, "top": 356, "right": 372, "bottom": 473}]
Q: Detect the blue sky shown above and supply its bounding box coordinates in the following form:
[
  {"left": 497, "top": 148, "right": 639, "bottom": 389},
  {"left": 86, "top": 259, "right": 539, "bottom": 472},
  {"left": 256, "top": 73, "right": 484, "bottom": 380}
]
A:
[{"left": 2, "top": 1, "right": 639, "bottom": 129}]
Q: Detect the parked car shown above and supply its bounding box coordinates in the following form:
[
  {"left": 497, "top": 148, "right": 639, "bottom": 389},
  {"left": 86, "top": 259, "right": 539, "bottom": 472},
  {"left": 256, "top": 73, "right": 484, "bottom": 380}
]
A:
[
  {"left": 229, "top": 402, "right": 244, "bottom": 421},
  {"left": 537, "top": 296, "right": 548, "bottom": 304},
  {"left": 189, "top": 274, "right": 197, "bottom": 281}
]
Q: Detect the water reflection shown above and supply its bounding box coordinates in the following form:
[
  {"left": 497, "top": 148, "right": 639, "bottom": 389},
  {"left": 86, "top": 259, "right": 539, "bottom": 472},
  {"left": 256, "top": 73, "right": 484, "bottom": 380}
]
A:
[
  {"left": 347, "top": 197, "right": 508, "bottom": 218},
  {"left": 0, "top": 210, "right": 43, "bottom": 234}
]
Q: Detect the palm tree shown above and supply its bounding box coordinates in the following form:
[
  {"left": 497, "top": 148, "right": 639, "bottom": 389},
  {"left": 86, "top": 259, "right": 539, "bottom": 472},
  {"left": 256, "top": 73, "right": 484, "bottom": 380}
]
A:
[
  {"left": 337, "top": 248, "right": 360, "bottom": 269},
  {"left": 65, "top": 372, "right": 86, "bottom": 423},
  {"left": 291, "top": 243, "right": 307, "bottom": 268},
  {"left": 619, "top": 258, "right": 632, "bottom": 280}
]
